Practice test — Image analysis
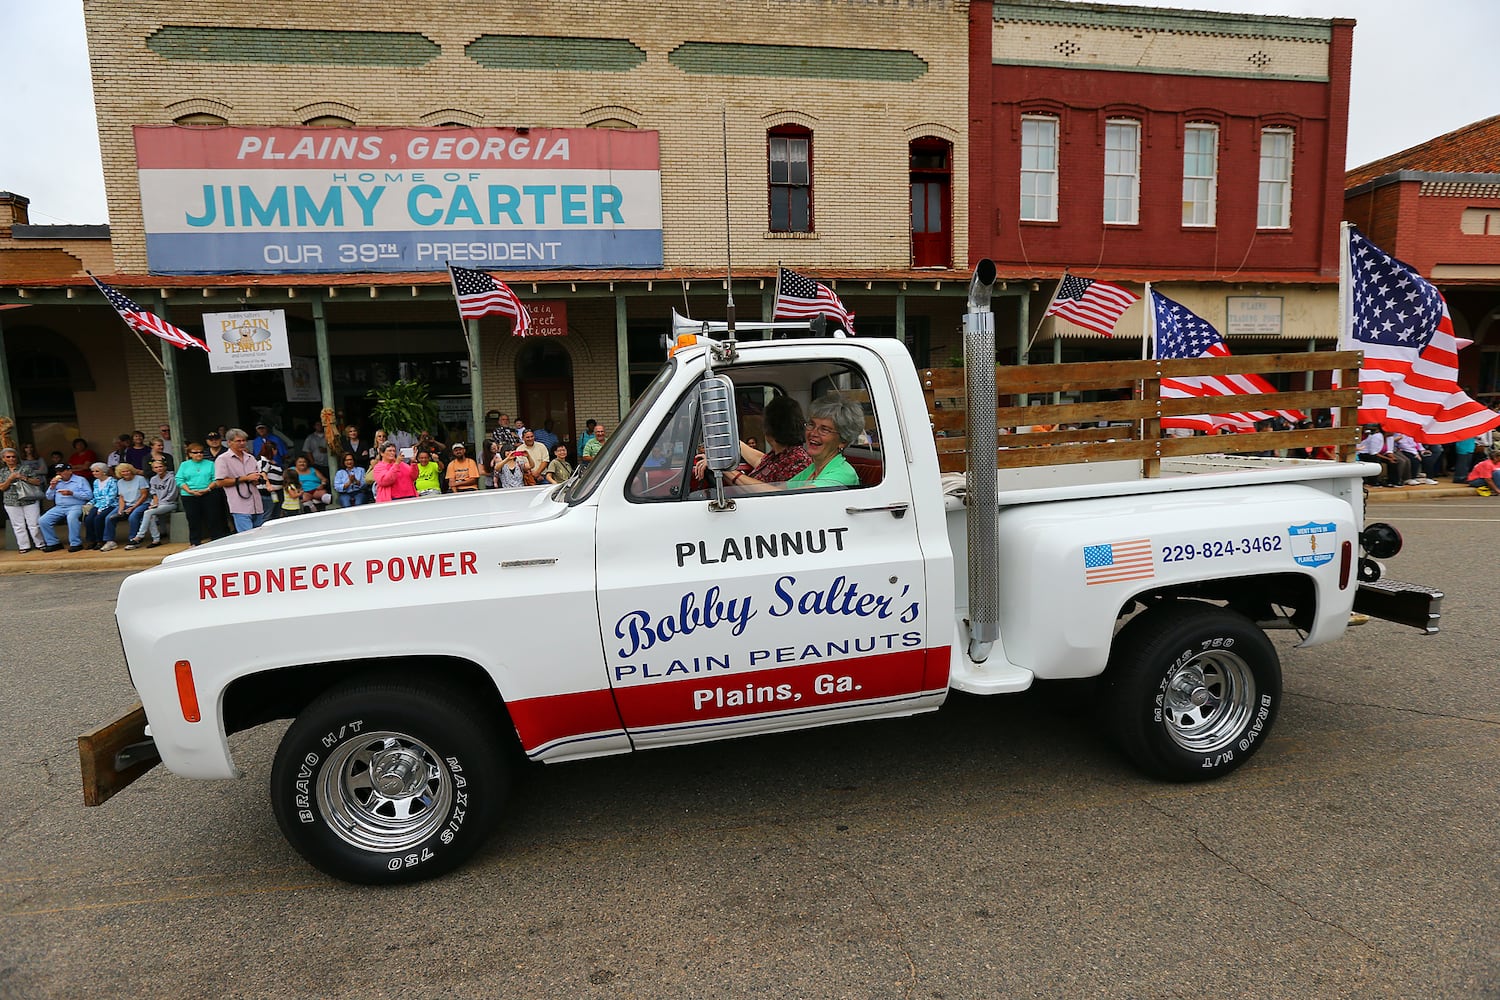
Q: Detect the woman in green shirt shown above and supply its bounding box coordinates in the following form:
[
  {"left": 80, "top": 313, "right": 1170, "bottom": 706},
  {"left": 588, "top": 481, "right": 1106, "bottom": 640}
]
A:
[
  {"left": 726, "top": 392, "right": 864, "bottom": 492},
  {"left": 175, "top": 442, "right": 219, "bottom": 546}
]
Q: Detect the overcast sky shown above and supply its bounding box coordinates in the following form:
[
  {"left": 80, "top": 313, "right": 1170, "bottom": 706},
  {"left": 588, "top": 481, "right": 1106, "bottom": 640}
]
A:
[{"left": 1, "top": 0, "right": 1494, "bottom": 226}]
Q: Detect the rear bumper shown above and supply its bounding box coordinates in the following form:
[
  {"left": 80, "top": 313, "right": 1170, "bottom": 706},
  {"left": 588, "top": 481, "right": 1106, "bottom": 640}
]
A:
[
  {"left": 1354, "top": 579, "right": 1443, "bottom": 634},
  {"left": 79, "top": 703, "right": 161, "bottom": 806}
]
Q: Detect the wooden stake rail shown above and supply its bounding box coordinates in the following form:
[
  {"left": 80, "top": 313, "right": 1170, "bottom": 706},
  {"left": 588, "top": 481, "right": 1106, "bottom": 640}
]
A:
[{"left": 923, "top": 351, "right": 1363, "bottom": 476}]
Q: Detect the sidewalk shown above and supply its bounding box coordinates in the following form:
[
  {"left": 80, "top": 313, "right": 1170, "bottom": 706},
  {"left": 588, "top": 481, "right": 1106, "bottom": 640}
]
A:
[
  {"left": 0, "top": 541, "right": 191, "bottom": 576},
  {"left": 1364, "top": 481, "right": 1476, "bottom": 503}
]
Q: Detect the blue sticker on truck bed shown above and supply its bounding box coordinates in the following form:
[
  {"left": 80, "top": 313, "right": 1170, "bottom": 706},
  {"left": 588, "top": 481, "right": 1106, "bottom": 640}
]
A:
[{"left": 1288, "top": 521, "right": 1337, "bottom": 567}]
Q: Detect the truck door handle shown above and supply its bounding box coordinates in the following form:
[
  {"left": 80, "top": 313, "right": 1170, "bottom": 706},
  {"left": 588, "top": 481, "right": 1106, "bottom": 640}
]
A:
[{"left": 846, "top": 502, "right": 909, "bottom": 519}]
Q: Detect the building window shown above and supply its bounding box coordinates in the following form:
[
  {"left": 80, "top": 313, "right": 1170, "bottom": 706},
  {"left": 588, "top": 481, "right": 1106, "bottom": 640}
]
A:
[
  {"left": 1103, "top": 119, "right": 1140, "bottom": 225},
  {"left": 1258, "top": 127, "right": 1293, "bottom": 229},
  {"left": 1182, "top": 124, "right": 1218, "bottom": 227},
  {"left": 768, "top": 126, "right": 812, "bottom": 233},
  {"left": 1020, "top": 116, "right": 1058, "bottom": 222}
]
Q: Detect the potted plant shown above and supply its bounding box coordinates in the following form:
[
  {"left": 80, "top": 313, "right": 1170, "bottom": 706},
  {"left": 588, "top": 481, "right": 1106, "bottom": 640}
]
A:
[{"left": 367, "top": 379, "right": 439, "bottom": 438}]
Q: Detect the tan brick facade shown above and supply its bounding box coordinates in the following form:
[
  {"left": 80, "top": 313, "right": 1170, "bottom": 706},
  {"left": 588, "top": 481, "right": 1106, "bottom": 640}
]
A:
[
  {"left": 62, "top": 1, "right": 971, "bottom": 446},
  {"left": 83, "top": 0, "right": 970, "bottom": 274}
]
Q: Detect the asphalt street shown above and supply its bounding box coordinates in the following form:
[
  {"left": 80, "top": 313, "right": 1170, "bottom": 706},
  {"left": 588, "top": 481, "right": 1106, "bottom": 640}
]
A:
[{"left": 1, "top": 498, "right": 1496, "bottom": 999}]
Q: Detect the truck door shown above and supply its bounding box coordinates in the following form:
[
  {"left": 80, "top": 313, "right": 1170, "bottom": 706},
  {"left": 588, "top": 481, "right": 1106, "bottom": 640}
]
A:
[{"left": 595, "top": 355, "right": 936, "bottom": 749}]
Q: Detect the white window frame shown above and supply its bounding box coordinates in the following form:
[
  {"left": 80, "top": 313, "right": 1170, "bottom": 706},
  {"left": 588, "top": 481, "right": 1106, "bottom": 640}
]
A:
[
  {"left": 1103, "top": 119, "right": 1140, "bottom": 225},
  {"left": 1181, "top": 123, "right": 1219, "bottom": 227},
  {"left": 1020, "top": 115, "right": 1059, "bottom": 222},
  {"left": 1258, "top": 127, "right": 1293, "bottom": 229}
]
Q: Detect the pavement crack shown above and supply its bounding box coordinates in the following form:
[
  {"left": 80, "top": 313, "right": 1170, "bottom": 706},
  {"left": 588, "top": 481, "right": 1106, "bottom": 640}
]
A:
[
  {"left": 1144, "top": 799, "right": 1393, "bottom": 960},
  {"left": 1286, "top": 689, "right": 1498, "bottom": 726}
]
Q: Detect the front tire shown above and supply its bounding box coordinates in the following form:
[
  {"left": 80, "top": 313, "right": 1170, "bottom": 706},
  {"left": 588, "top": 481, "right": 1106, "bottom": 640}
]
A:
[
  {"left": 1104, "top": 604, "right": 1281, "bottom": 781},
  {"left": 270, "top": 677, "right": 508, "bottom": 884}
]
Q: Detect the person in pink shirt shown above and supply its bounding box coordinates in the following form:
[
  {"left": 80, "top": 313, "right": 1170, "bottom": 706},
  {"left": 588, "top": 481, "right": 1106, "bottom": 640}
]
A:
[
  {"left": 1465, "top": 450, "right": 1500, "bottom": 496},
  {"left": 369, "top": 442, "right": 418, "bottom": 502}
]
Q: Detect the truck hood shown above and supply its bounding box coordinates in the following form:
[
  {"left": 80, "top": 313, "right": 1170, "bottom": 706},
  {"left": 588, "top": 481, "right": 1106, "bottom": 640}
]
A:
[{"left": 157, "top": 486, "right": 564, "bottom": 567}]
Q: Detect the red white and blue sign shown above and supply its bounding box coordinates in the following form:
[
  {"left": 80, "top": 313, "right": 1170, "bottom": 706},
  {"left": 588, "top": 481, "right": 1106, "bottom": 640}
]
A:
[{"left": 133, "top": 126, "right": 664, "bottom": 275}]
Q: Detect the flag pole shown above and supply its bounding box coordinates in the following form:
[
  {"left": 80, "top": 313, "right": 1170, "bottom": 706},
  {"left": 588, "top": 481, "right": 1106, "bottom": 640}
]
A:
[
  {"left": 1141, "top": 281, "right": 1153, "bottom": 448},
  {"left": 1024, "top": 272, "right": 1064, "bottom": 355},
  {"left": 772, "top": 260, "right": 783, "bottom": 322},
  {"left": 1332, "top": 223, "right": 1351, "bottom": 433},
  {"left": 88, "top": 271, "right": 166, "bottom": 371},
  {"left": 445, "top": 262, "right": 473, "bottom": 352}
]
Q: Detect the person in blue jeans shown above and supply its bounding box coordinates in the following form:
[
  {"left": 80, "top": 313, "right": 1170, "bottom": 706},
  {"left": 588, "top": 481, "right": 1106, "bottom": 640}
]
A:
[
  {"left": 1451, "top": 435, "right": 1478, "bottom": 484},
  {"left": 39, "top": 463, "right": 92, "bottom": 552},
  {"left": 333, "top": 452, "right": 368, "bottom": 507}
]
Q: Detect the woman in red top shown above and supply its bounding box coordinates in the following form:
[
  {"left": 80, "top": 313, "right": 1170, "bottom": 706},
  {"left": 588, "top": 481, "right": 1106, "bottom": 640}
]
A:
[{"left": 370, "top": 442, "right": 419, "bottom": 502}]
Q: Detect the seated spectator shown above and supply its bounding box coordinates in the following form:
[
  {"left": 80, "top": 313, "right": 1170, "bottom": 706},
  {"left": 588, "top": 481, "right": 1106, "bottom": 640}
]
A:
[
  {"left": 333, "top": 453, "right": 368, "bottom": 507},
  {"left": 105, "top": 463, "right": 150, "bottom": 548},
  {"left": 291, "top": 454, "right": 330, "bottom": 509},
  {"left": 83, "top": 462, "right": 119, "bottom": 549},
  {"left": 445, "top": 443, "right": 482, "bottom": 492},
  {"left": 1466, "top": 450, "right": 1500, "bottom": 496},
  {"left": 496, "top": 448, "right": 527, "bottom": 489},
  {"left": 413, "top": 449, "right": 443, "bottom": 496},
  {"left": 127, "top": 459, "right": 177, "bottom": 548},
  {"left": 40, "top": 462, "right": 93, "bottom": 552}
]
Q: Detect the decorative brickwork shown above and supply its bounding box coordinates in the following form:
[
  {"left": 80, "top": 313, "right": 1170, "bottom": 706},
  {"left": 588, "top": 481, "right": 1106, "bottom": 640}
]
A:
[{"left": 145, "top": 26, "right": 440, "bottom": 66}]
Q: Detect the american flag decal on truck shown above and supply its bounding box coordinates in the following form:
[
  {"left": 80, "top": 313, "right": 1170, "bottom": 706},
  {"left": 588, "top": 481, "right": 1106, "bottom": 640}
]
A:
[{"left": 1083, "top": 539, "right": 1154, "bottom": 586}]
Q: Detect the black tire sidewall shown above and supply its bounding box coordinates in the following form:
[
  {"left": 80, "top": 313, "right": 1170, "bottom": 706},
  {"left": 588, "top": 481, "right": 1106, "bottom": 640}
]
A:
[
  {"left": 270, "top": 682, "right": 505, "bottom": 884},
  {"left": 1107, "top": 605, "right": 1281, "bottom": 781}
]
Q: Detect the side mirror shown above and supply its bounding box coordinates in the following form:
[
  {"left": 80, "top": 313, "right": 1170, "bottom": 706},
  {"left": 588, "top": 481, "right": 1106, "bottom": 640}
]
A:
[{"left": 698, "top": 375, "right": 740, "bottom": 474}]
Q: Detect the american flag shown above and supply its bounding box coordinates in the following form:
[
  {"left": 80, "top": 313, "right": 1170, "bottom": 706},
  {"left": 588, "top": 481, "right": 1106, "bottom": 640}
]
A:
[
  {"left": 773, "top": 267, "right": 854, "bottom": 336},
  {"left": 449, "top": 264, "right": 532, "bottom": 335},
  {"left": 1151, "top": 289, "right": 1303, "bottom": 432},
  {"left": 1044, "top": 274, "right": 1139, "bottom": 337},
  {"left": 89, "top": 275, "right": 207, "bottom": 352},
  {"left": 1341, "top": 226, "right": 1500, "bottom": 443},
  {"left": 1083, "top": 539, "right": 1154, "bottom": 586}
]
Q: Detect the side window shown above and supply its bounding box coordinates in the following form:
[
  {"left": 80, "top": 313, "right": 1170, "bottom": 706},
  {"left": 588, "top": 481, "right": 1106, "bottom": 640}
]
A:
[
  {"left": 626, "top": 363, "right": 885, "bottom": 503},
  {"left": 626, "top": 387, "right": 699, "bottom": 502}
]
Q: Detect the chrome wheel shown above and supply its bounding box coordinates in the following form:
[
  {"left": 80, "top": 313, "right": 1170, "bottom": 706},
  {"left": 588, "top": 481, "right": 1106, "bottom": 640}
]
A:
[
  {"left": 1161, "top": 650, "right": 1255, "bottom": 754},
  {"left": 316, "top": 730, "right": 454, "bottom": 853}
]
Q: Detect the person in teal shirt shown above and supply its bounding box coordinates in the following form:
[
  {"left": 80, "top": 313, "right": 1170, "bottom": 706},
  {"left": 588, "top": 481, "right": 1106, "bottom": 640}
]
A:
[
  {"left": 726, "top": 393, "right": 865, "bottom": 492},
  {"left": 175, "top": 443, "right": 219, "bottom": 546}
]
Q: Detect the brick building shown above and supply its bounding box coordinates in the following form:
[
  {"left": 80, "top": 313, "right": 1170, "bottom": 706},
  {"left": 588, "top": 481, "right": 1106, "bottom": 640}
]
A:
[
  {"left": 969, "top": 1, "right": 1353, "bottom": 375},
  {"left": 1343, "top": 115, "right": 1500, "bottom": 405},
  {"left": 1, "top": 0, "right": 974, "bottom": 458}
]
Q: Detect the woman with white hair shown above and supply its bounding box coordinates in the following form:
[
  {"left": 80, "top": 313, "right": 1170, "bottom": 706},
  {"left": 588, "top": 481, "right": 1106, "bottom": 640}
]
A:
[
  {"left": 1, "top": 447, "right": 47, "bottom": 552},
  {"left": 725, "top": 393, "right": 865, "bottom": 492}
]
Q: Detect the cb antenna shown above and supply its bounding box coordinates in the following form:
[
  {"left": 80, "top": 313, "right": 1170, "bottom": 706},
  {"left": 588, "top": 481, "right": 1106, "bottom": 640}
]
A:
[{"left": 722, "top": 105, "right": 735, "bottom": 339}]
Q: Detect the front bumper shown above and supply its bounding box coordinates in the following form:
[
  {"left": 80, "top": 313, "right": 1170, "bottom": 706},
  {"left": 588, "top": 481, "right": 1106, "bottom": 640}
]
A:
[{"left": 79, "top": 703, "right": 161, "bottom": 806}]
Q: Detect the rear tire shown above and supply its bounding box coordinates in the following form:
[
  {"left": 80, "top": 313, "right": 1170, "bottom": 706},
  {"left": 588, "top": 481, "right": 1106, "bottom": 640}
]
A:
[
  {"left": 1104, "top": 604, "right": 1281, "bottom": 781},
  {"left": 270, "top": 677, "right": 508, "bottom": 884}
]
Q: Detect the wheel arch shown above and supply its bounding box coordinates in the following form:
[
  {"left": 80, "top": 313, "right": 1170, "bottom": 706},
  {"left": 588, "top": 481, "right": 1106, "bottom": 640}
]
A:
[
  {"left": 223, "top": 655, "right": 516, "bottom": 746},
  {"left": 1114, "top": 570, "right": 1318, "bottom": 635}
]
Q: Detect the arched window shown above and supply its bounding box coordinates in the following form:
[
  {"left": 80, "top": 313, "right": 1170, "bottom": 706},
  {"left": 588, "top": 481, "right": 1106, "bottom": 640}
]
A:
[{"left": 173, "top": 112, "right": 227, "bottom": 126}]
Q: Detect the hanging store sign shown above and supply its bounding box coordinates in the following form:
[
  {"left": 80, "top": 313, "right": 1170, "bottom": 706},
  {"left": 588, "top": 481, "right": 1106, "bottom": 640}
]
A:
[
  {"left": 134, "top": 126, "right": 664, "bottom": 276},
  {"left": 202, "top": 308, "right": 292, "bottom": 373},
  {"left": 525, "top": 300, "right": 568, "bottom": 337},
  {"left": 1225, "top": 296, "right": 1284, "bottom": 337}
]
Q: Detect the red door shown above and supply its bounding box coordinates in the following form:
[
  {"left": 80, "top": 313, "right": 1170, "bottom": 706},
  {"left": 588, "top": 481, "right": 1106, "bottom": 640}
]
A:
[{"left": 910, "top": 138, "right": 952, "bottom": 269}]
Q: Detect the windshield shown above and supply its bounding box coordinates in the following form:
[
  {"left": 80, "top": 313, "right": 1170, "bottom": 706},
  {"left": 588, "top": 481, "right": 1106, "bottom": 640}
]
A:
[{"left": 561, "top": 357, "right": 678, "bottom": 504}]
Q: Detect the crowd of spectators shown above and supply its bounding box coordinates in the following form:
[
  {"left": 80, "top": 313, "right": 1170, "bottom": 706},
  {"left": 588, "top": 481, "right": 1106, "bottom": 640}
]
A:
[{"left": 2, "top": 411, "right": 606, "bottom": 553}]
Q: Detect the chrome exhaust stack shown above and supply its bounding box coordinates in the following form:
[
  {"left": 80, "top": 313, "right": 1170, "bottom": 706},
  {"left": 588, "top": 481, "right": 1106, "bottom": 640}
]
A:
[{"left": 964, "top": 259, "right": 999, "bottom": 663}]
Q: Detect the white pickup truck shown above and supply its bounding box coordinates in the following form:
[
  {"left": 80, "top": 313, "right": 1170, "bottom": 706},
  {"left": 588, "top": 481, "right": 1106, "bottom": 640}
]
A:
[{"left": 81, "top": 263, "right": 1439, "bottom": 884}]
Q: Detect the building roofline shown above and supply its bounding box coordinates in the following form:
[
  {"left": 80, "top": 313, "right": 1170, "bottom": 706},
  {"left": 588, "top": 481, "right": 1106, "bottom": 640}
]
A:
[
  {"left": 9, "top": 224, "right": 112, "bottom": 240},
  {"left": 1345, "top": 169, "right": 1500, "bottom": 198},
  {"left": 993, "top": 0, "right": 1337, "bottom": 41}
]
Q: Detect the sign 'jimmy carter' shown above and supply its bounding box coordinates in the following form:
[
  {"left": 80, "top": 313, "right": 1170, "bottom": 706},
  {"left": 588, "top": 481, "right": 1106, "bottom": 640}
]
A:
[{"left": 134, "top": 126, "right": 665, "bottom": 275}]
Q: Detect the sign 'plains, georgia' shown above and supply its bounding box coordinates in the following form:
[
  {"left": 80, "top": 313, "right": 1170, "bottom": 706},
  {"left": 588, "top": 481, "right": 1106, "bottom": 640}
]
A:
[{"left": 134, "top": 126, "right": 664, "bottom": 275}]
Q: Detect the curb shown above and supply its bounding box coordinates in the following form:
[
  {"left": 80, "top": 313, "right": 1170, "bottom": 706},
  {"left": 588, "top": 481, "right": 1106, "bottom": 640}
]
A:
[
  {"left": 0, "top": 543, "right": 189, "bottom": 576},
  {"left": 1365, "top": 485, "right": 1475, "bottom": 503}
]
